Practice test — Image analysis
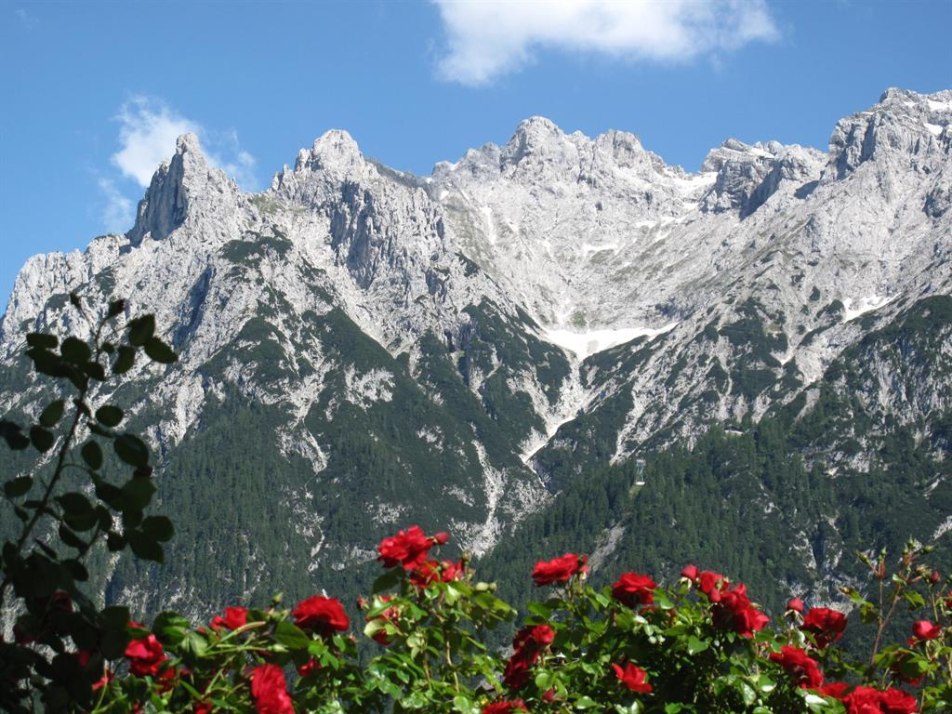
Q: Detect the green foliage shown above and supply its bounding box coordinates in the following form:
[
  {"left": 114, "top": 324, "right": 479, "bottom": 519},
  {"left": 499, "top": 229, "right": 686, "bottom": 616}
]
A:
[
  {"left": 221, "top": 230, "right": 293, "bottom": 263},
  {"left": 0, "top": 294, "right": 176, "bottom": 713},
  {"left": 61, "top": 532, "right": 952, "bottom": 713}
]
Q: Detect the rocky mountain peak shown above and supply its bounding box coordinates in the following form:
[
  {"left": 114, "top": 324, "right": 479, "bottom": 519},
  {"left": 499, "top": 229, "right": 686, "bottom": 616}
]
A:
[
  {"left": 699, "top": 138, "right": 824, "bottom": 217},
  {"left": 272, "top": 129, "right": 376, "bottom": 203},
  {"left": 502, "top": 116, "right": 575, "bottom": 165},
  {"left": 128, "top": 132, "right": 238, "bottom": 246},
  {"left": 825, "top": 88, "right": 952, "bottom": 182},
  {"left": 592, "top": 129, "right": 651, "bottom": 169},
  {"left": 296, "top": 129, "right": 364, "bottom": 173}
]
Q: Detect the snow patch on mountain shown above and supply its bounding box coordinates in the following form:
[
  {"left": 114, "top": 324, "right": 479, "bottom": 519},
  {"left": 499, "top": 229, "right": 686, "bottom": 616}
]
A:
[
  {"left": 842, "top": 295, "right": 896, "bottom": 322},
  {"left": 543, "top": 323, "right": 678, "bottom": 361}
]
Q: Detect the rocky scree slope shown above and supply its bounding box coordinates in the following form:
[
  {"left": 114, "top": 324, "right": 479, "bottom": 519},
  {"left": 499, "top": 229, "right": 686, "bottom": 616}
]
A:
[{"left": 1, "top": 88, "right": 951, "bottom": 617}]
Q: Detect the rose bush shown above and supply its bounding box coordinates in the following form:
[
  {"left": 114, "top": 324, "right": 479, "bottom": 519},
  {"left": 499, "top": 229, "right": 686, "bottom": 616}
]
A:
[
  {"left": 3, "top": 301, "right": 952, "bottom": 713},
  {"left": 60, "top": 532, "right": 947, "bottom": 713}
]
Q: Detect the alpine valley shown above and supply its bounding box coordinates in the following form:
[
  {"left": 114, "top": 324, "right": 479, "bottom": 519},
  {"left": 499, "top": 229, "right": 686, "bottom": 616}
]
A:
[{"left": 2, "top": 88, "right": 952, "bottom": 621}]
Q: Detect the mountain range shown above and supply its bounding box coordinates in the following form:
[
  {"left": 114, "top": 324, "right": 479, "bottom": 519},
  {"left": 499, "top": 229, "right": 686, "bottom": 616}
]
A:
[{"left": 2, "top": 87, "right": 951, "bottom": 619}]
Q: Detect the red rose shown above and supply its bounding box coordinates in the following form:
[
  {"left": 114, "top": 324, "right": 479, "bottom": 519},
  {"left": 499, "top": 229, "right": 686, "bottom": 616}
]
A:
[
  {"left": 292, "top": 595, "right": 349, "bottom": 636},
  {"left": 911, "top": 619, "right": 941, "bottom": 641},
  {"left": 711, "top": 583, "right": 769, "bottom": 637},
  {"left": 841, "top": 685, "right": 917, "bottom": 714},
  {"left": 250, "top": 664, "right": 294, "bottom": 714},
  {"left": 513, "top": 624, "right": 555, "bottom": 653},
  {"left": 876, "top": 687, "right": 919, "bottom": 714},
  {"left": 681, "top": 564, "right": 699, "bottom": 580},
  {"left": 211, "top": 606, "right": 248, "bottom": 631},
  {"left": 125, "top": 634, "right": 168, "bottom": 678},
  {"left": 410, "top": 559, "right": 464, "bottom": 587},
  {"left": 612, "top": 572, "right": 657, "bottom": 608},
  {"left": 612, "top": 662, "right": 653, "bottom": 694},
  {"left": 194, "top": 704, "right": 212, "bottom": 714},
  {"left": 697, "top": 570, "right": 729, "bottom": 602},
  {"left": 503, "top": 624, "right": 555, "bottom": 689},
  {"left": 531, "top": 553, "right": 588, "bottom": 586},
  {"left": 818, "top": 682, "right": 851, "bottom": 701},
  {"left": 786, "top": 597, "right": 805, "bottom": 613},
  {"left": 377, "top": 525, "right": 444, "bottom": 570},
  {"left": 482, "top": 700, "right": 527, "bottom": 713},
  {"left": 297, "top": 658, "right": 320, "bottom": 677},
  {"left": 92, "top": 669, "right": 114, "bottom": 691},
  {"left": 769, "top": 645, "right": 824, "bottom": 689},
  {"left": 502, "top": 656, "right": 532, "bottom": 690},
  {"left": 801, "top": 607, "right": 847, "bottom": 648}
]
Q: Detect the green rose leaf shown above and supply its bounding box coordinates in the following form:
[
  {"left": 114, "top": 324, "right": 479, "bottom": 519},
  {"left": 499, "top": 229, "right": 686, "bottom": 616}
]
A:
[
  {"left": 153, "top": 612, "right": 191, "bottom": 645},
  {"left": 26, "top": 332, "right": 58, "bottom": 349},
  {"left": 60, "top": 336, "right": 92, "bottom": 365},
  {"left": 128, "top": 315, "right": 156, "bottom": 347},
  {"left": 107, "top": 299, "right": 126, "bottom": 317},
  {"left": 62, "top": 558, "right": 89, "bottom": 582},
  {"left": 58, "top": 523, "right": 87, "bottom": 551},
  {"left": 141, "top": 516, "right": 174, "bottom": 542},
  {"left": 452, "top": 695, "right": 479, "bottom": 714},
  {"left": 182, "top": 630, "right": 209, "bottom": 657},
  {"left": 144, "top": 337, "right": 177, "bottom": 364},
  {"left": 100, "top": 627, "right": 130, "bottom": 661},
  {"left": 4, "top": 477, "right": 33, "bottom": 498},
  {"left": 274, "top": 620, "right": 311, "bottom": 650},
  {"left": 58, "top": 492, "right": 97, "bottom": 531},
  {"left": 58, "top": 491, "right": 93, "bottom": 514},
  {"left": 81, "top": 441, "right": 103, "bottom": 470},
  {"left": 106, "top": 532, "right": 125, "bottom": 552},
  {"left": 27, "top": 346, "right": 65, "bottom": 377},
  {"left": 39, "top": 400, "right": 65, "bottom": 427},
  {"left": 114, "top": 433, "right": 149, "bottom": 467},
  {"left": 30, "top": 425, "right": 55, "bottom": 452},
  {"left": 372, "top": 568, "right": 403, "bottom": 594},
  {"left": 112, "top": 345, "right": 136, "bottom": 374},
  {"left": 687, "top": 635, "right": 710, "bottom": 655},
  {"left": 119, "top": 477, "right": 156, "bottom": 511},
  {"left": 0, "top": 420, "right": 30, "bottom": 450},
  {"left": 83, "top": 361, "right": 106, "bottom": 381},
  {"left": 127, "top": 529, "right": 164, "bottom": 563},
  {"left": 95, "top": 405, "right": 123, "bottom": 428}
]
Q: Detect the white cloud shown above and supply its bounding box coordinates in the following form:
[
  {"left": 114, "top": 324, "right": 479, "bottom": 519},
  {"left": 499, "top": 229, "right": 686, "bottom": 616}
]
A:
[
  {"left": 99, "top": 178, "right": 134, "bottom": 234},
  {"left": 103, "top": 97, "right": 260, "bottom": 233},
  {"left": 112, "top": 97, "right": 200, "bottom": 187},
  {"left": 111, "top": 97, "right": 259, "bottom": 189},
  {"left": 432, "top": 0, "right": 779, "bottom": 86}
]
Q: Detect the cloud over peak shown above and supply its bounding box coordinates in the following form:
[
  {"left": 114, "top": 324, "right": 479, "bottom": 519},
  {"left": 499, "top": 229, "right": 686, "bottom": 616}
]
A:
[
  {"left": 112, "top": 97, "right": 200, "bottom": 187},
  {"left": 101, "top": 96, "right": 258, "bottom": 234},
  {"left": 432, "top": 0, "right": 779, "bottom": 86}
]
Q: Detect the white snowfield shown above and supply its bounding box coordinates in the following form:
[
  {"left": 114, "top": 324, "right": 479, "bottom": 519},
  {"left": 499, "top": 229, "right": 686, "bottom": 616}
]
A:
[{"left": 543, "top": 324, "right": 678, "bottom": 361}]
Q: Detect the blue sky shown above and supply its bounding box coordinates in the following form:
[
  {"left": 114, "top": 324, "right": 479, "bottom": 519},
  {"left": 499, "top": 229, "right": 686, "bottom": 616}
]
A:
[{"left": 2, "top": 0, "right": 951, "bottom": 312}]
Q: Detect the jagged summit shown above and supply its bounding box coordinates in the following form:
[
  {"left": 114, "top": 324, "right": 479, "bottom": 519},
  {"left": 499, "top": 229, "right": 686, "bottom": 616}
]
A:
[
  {"left": 295, "top": 129, "right": 363, "bottom": 172},
  {"left": 825, "top": 87, "right": 952, "bottom": 182},
  {"left": 128, "top": 131, "right": 239, "bottom": 246},
  {"left": 176, "top": 131, "right": 203, "bottom": 154}
]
